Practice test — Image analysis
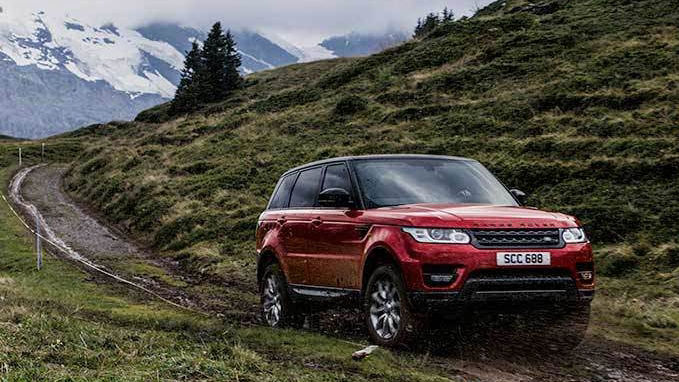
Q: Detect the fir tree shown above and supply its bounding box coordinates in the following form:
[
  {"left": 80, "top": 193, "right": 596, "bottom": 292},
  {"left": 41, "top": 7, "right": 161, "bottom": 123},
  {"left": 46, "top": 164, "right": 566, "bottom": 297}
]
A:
[
  {"left": 414, "top": 12, "right": 441, "bottom": 38},
  {"left": 171, "top": 41, "right": 203, "bottom": 114},
  {"left": 199, "top": 22, "right": 242, "bottom": 103},
  {"left": 223, "top": 30, "right": 243, "bottom": 91},
  {"left": 442, "top": 7, "right": 454, "bottom": 22}
]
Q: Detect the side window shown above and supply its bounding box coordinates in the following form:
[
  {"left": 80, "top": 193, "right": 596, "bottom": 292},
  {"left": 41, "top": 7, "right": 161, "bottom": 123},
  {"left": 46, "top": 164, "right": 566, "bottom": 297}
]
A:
[
  {"left": 322, "top": 164, "right": 352, "bottom": 192},
  {"left": 289, "top": 167, "right": 323, "bottom": 208},
  {"left": 268, "top": 174, "right": 296, "bottom": 209}
]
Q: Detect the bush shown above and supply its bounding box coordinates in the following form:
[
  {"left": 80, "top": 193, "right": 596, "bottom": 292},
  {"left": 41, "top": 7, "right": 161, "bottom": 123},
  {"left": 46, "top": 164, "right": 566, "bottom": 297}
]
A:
[
  {"left": 334, "top": 95, "right": 367, "bottom": 115},
  {"left": 598, "top": 251, "right": 639, "bottom": 277}
]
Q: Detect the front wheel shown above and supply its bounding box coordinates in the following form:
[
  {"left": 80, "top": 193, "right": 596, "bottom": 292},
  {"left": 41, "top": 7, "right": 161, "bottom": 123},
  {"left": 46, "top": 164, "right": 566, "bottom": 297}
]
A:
[
  {"left": 260, "top": 263, "right": 303, "bottom": 328},
  {"left": 364, "top": 265, "right": 421, "bottom": 347}
]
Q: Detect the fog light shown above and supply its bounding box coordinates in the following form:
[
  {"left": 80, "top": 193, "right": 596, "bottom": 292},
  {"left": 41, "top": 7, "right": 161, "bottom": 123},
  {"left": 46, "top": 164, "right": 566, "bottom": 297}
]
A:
[
  {"left": 430, "top": 274, "right": 455, "bottom": 283},
  {"left": 578, "top": 271, "right": 593, "bottom": 282}
]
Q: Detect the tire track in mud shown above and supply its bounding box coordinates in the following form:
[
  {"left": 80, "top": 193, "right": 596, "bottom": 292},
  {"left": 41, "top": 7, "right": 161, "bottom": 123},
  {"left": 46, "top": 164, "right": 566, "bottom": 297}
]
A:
[
  {"left": 7, "top": 165, "right": 679, "bottom": 382},
  {"left": 7, "top": 165, "right": 204, "bottom": 314}
]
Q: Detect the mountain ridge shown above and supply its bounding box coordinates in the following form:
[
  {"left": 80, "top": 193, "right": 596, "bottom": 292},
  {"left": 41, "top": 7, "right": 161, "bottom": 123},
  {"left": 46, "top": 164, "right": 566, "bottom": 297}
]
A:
[{"left": 0, "top": 5, "right": 406, "bottom": 138}]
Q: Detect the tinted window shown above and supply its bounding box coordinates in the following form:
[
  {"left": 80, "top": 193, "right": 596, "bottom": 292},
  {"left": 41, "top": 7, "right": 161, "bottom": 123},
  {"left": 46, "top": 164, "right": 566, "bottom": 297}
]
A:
[
  {"left": 289, "top": 167, "right": 323, "bottom": 208},
  {"left": 353, "top": 159, "right": 518, "bottom": 208},
  {"left": 322, "top": 164, "right": 352, "bottom": 192},
  {"left": 268, "top": 174, "right": 296, "bottom": 209}
]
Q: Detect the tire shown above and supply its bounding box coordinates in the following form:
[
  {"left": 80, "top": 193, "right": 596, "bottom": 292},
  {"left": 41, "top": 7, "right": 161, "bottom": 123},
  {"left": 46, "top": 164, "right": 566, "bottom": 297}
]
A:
[
  {"left": 363, "top": 265, "right": 421, "bottom": 347},
  {"left": 260, "top": 263, "right": 304, "bottom": 328}
]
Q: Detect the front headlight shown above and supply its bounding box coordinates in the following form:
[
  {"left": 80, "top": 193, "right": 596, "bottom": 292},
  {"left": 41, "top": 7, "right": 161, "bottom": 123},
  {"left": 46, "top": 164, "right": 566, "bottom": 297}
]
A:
[
  {"left": 562, "top": 227, "right": 587, "bottom": 243},
  {"left": 402, "top": 227, "right": 471, "bottom": 244}
]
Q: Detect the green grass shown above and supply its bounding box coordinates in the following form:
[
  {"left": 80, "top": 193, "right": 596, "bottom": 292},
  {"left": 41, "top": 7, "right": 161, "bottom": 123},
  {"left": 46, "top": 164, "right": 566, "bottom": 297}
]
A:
[
  {"left": 0, "top": 165, "right": 459, "bottom": 381},
  {"left": 2, "top": 0, "right": 678, "bottom": 369},
  {"left": 589, "top": 244, "right": 679, "bottom": 354}
]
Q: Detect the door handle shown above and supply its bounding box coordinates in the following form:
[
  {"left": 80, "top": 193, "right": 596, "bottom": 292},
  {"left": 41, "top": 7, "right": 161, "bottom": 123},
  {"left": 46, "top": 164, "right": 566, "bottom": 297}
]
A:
[
  {"left": 311, "top": 217, "right": 323, "bottom": 227},
  {"left": 277, "top": 217, "right": 287, "bottom": 225}
]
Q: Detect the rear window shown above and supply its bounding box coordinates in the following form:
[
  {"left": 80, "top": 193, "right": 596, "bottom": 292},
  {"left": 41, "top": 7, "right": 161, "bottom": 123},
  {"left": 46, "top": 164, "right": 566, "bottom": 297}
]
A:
[
  {"left": 289, "top": 167, "right": 323, "bottom": 208},
  {"left": 268, "top": 174, "right": 296, "bottom": 209}
]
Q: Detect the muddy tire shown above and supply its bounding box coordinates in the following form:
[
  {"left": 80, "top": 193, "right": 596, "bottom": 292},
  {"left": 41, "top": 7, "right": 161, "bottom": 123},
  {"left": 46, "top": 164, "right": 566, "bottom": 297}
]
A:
[
  {"left": 364, "top": 265, "right": 421, "bottom": 347},
  {"left": 260, "top": 263, "right": 304, "bottom": 328}
]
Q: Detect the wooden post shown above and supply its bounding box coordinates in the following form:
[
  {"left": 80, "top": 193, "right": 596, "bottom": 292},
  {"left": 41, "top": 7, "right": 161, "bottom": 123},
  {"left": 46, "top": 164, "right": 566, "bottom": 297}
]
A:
[
  {"left": 18, "top": 147, "right": 22, "bottom": 166},
  {"left": 41, "top": 143, "right": 45, "bottom": 162},
  {"left": 36, "top": 214, "right": 42, "bottom": 270}
]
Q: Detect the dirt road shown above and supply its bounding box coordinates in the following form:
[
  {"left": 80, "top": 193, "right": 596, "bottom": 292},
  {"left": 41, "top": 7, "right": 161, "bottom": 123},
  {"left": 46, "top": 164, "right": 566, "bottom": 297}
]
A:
[{"left": 9, "top": 164, "right": 679, "bottom": 382}]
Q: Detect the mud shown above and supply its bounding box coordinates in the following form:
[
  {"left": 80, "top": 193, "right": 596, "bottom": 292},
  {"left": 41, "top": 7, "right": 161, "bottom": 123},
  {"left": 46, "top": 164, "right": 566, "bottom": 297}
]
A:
[
  {"left": 10, "top": 165, "right": 679, "bottom": 382},
  {"left": 13, "top": 165, "right": 250, "bottom": 317}
]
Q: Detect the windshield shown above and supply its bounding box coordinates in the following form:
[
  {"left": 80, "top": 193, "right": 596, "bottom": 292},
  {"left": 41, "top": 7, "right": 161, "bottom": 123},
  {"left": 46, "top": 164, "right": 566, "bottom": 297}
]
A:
[{"left": 353, "top": 158, "right": 518, "bottom": 208}]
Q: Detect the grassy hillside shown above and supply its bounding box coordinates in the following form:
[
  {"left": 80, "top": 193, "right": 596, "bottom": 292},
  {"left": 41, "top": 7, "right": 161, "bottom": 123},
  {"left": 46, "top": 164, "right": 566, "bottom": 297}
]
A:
[{"left": 58, "top": 0, "right": 678, "bottom": 351}]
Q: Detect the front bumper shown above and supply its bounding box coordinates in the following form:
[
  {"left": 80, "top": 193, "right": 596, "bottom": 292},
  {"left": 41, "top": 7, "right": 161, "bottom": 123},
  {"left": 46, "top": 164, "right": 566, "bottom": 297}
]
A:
[{"left": 409, "top": 282, "right": 594, "bottom": 313}]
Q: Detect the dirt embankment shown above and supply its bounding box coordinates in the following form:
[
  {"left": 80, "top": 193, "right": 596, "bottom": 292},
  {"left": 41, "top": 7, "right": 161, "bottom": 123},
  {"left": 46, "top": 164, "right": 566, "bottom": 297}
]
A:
[{"left": 9, "top": 165, "right": 679, "bottom": 382}]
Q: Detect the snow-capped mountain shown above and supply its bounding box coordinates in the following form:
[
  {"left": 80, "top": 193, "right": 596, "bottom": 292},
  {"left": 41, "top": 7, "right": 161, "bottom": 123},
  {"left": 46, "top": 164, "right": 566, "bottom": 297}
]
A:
[
  {"left": 0, "top": 9, "right": 183, "bottom": 98},
  {"left": 320, "top": 31, "right": 408, "bottom": 57},
  {"left": 0, "top": 4, "right": 407, "bottom": 139}
]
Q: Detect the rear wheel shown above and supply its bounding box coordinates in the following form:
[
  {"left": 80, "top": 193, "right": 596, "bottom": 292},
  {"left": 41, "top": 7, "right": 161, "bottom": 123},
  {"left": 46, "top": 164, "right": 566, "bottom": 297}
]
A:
[
  {"left": 260, "top": 263, "right": 303, "bottom": 328},
  {"left": 364, "top": 265, "right": 420, "bottom": 347}
]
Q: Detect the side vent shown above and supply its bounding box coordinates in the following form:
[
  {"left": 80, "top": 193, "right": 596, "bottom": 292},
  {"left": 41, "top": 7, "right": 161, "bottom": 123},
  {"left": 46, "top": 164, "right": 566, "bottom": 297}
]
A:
[{"left": 355, "top": 225, "right": 371, "bottom": 239}]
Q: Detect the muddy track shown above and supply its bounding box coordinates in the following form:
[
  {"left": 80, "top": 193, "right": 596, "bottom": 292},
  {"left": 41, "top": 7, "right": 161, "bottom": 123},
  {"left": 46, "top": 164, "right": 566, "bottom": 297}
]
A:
[
  {"left": 10, "top": 165, "right": 255, "bottom": 319},
  {"left": 9, "top": 165, "right": 679, "bottom": 382}
]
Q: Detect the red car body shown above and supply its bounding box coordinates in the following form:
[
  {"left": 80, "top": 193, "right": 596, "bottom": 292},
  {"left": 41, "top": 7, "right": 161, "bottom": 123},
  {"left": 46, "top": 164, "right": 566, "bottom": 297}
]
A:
[{"left": 256, "top": 155, "right": 594, "bottom": 345}]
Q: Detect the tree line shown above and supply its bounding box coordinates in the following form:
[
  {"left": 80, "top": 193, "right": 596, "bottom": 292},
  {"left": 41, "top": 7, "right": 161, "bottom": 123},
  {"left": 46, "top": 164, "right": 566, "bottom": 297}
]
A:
[
  {"left": 170, "top": 22, "right": 242, "bottom": 115},
  {"left": 414, "top": 6, "right": 454, "bottom": 38}
]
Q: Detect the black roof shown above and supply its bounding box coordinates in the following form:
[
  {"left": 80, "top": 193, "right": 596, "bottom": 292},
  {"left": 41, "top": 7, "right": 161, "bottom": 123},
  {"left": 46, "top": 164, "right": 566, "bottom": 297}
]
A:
[{"left": 281, "top": 154, "right": 475, "bottom": 176}]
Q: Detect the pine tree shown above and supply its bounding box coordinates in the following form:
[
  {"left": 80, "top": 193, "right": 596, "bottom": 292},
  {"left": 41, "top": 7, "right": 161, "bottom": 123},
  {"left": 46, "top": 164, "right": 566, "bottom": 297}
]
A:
[
  {"left": 170, "top": 41, "right": 203, "bottom": 114},
  {"left": 414, "top": 12, "right": 440, "bottom": 38},
  {"left": 199, "top": 22, "right": 242, "bottom": 103},
  {"left": 414, "top": 17, "right": 423, "bottom": 37},
  {"left": 223, "top": 30, "right": 243, "bottom": 91},
  {"left": 442, "top": 7, "right": 454, "bottom": 22}
]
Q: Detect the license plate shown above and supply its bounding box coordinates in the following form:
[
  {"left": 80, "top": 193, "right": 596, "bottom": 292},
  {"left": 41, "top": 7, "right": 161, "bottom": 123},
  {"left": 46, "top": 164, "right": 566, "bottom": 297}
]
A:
[{"left": 497, "top": 252, "right": 551, "bottom": 266}]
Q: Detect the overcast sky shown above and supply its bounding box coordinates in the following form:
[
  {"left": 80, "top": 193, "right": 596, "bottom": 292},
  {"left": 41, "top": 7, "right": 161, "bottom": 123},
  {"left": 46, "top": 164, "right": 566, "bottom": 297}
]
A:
[{"left": 11, "top": 1, "right": 493, "bottom": 46}]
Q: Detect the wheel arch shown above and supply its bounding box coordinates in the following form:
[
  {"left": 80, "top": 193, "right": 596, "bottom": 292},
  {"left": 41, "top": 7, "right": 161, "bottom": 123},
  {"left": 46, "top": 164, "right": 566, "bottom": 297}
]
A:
[
  {"left": 257, "top": 248, "right": 280, "bottom": 284},
  {"left": 361, "top": 245, "right": 403, "bottom": 295}
]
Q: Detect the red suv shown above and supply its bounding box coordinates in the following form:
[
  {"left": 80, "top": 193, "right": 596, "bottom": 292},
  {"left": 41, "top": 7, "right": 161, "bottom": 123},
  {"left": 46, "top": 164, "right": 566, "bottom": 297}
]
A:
[{"left": 256, "top": 155, "right": 594, "bottom": 347}]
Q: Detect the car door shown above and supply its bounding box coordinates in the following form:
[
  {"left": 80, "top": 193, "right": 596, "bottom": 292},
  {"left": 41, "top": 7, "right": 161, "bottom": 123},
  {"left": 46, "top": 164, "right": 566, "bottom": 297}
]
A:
[
  {"left": 306, "top": 163, "right": 365, "bottom": 289},
  {"left": 265, "top": 172, "right": 309, "bottom": 284},
  {"left": 284, "top": 166, "right": 324, "bottom": 285}
]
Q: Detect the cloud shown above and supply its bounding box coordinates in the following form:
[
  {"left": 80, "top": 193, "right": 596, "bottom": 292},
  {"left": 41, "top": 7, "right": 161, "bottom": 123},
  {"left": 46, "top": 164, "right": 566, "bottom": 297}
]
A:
[{"left": 8, "top": 0, "right": 493, "bottom": 45}]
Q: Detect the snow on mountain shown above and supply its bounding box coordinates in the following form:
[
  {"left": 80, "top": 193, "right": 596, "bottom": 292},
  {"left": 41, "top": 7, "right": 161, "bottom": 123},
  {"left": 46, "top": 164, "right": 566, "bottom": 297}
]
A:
[
  {"left": 0, "top": 6, "right": 307, "bottom": 138},
  {"left": 296, "top": 44, "right": 337, "bottom": 63},
  {"left": 0, "top": 7, "right": 184, "bottom": 97},
  {"left": 258, "top": 32, "right": 337, "bottom": 63},
  {"left": 319, "top": 31, "right": 408, "bottom": 57},
  {"left": 0, "top": 4, "right": 411, "bottom": 139}
]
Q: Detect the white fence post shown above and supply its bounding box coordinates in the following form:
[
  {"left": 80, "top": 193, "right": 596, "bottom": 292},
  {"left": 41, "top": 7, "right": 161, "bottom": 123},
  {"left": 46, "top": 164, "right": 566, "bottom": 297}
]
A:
[
  {"left": 18, "top": 147, "right": 22, "bottom": 166},
  {"left": 36, "top": 214, "right": 42, "bottom": 270}
]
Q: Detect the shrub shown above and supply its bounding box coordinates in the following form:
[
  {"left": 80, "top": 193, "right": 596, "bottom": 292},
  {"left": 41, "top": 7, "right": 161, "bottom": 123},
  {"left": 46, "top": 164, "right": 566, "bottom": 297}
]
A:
[
  {"left": 334, "top": 95, "right": 367, "bottom": 115},
  {"left": 598, "top": 251, "right": 639, "bottom": 277}
]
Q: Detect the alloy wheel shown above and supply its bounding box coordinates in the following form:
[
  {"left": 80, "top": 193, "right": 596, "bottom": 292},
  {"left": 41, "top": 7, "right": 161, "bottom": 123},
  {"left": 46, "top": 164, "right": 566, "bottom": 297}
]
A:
[
  {"left": 369, "top": 278, "right": 401, "bottom": 340},
  {"left": 262, "top": 274, "right": 282, "bottom": 326}
]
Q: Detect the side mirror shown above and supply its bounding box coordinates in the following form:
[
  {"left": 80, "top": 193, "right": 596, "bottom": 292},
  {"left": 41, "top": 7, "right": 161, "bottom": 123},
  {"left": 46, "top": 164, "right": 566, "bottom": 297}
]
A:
[
  {"left": 318, "top": 188, "right": 353, "bottom": 208},
  {"left": 510, "top": 188, "right": 527, "bottom": 205}
]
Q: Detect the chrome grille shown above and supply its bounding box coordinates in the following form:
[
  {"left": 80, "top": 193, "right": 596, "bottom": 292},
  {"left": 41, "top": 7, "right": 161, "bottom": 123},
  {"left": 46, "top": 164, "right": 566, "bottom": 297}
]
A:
[{"left": 470, "top": 229, "right": 562, "bottom": 248}]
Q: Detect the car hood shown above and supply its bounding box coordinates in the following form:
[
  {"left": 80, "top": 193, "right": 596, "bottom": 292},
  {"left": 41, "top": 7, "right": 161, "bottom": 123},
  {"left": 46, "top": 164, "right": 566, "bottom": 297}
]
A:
[{"left": 361, "top": 203, "right": 579, "bottom": 229}]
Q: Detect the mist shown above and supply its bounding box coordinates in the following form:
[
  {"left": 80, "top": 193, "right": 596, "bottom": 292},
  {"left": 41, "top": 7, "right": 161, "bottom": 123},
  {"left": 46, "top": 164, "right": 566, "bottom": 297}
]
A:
[{"left": 9, "top": 0, "right": 493, "bottom": 45}]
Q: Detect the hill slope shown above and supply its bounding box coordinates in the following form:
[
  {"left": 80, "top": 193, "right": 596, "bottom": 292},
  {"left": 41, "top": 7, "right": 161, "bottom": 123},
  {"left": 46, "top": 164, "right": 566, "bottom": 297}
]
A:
[{"left": 60, "top": 0, "right": 679, "bottom": 350}]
